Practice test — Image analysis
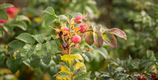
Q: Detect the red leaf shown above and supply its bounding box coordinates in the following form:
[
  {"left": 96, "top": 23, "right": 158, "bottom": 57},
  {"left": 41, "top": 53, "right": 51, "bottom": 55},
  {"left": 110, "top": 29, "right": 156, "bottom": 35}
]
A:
[
  {"left": 108, "top": 28, "right": 127, "bottom": 40},
  {"left": 110, "top": 34, "right": 117, "bottom": 48},
  {"left": 94, "top": 32, "right": 103, "bottom": 48},
  {"left": 104, "top": 34, "right": 117, "bottom": 48}
]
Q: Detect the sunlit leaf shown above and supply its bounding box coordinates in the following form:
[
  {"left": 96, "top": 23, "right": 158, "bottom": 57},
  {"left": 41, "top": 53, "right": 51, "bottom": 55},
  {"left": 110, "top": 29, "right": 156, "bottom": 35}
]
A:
[
  {"left": 16, "top": 15, "right": 31, "bottom": 24},
  {"left": 16, "top": 33, "right": 35, "bottom": 44},
  {"left": 12, "top": 22, "right": 27, "bottom": 31},
  {"left": 108, "top": 28, "right": 127, "bottom": 40},
  {"left": 32, "top": 34, "right": 45, "bottom": 43},
  {"left": 43, "top": 7, "right": 56, "bottom": 16}
]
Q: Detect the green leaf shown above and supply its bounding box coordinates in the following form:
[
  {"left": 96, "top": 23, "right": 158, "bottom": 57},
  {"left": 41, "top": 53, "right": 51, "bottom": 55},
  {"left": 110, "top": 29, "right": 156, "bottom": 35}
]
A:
[
  {"left": 43, "top": 7, "right": 56, "bottom": 16},
  {"left": 0, "top": 31, "right": 2, "bottom": 37},
  {"left": 0, "top": 10, "right": 8, "bottom": 19},
  {"left": 42, "top": 14, "right": 58, "bottom": 27},
  {"left": 146, "top": 50, "right": 156, "bottom": 61},
  {"left": 96, "top": 48, "right": 108, "bottom": 59},
  {"left": 42, "top": 7, "right": 59, "bottom": 27},
  {"left": 15, "top": 15, "right": 31, "bottom": 24},
  {"left": 16, "top": 33, "right": 35, "bottom": 44},
  {"left": 12, "top": 22, "right": 27, "bottom": 31},
  {"left": 0, "top": 53, "right": 5, "bottom": 66},
  {"left": 45, "top": 40, "right": 59, "bottom": 53},
  {"left": 32, "top": 34, "right": 45, "bottom": 43},
  {"left": 74, "top": 72, "right": 91, "bottom": 80},
  {"left": 8, "top": 40, "right": 25, "bottom": 50},
  {"left": 30, "top": 54, "right": 41, "bottom": 67},
  {"left": 2, "top": 26, "right": 11, "bottom": 33},
  {"left": 34, "top": 43, "right": 42, "bottom": 51},
  {"left": 42, "top": 54, "right": 51, "bottom": 65},
  {"left": 6, "top": 58, "right": 23, "bottom": 73},
  {"left": 0, "top": 3, "right": 13, "bottom": 9},
  {"left": 59, "top": 15, "right": 68, "bottom": 22},
  {"left": 81, "top": 54, "right": 90, "bottom": 62}
]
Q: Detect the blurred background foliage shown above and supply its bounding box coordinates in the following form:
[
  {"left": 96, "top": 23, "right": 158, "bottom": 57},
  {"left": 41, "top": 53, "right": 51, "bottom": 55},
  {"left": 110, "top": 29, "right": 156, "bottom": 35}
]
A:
[{"left": 0, "top": 0, "right": 158, "bottom": 80}]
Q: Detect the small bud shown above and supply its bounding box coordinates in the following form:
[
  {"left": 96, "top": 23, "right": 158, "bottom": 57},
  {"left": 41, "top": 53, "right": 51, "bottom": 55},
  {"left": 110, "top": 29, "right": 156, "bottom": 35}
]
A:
[
  {"left": 63, "top": 27, "right": 70, "bottom": 31},
  {"left": 6, "top": 7, "right": 18, "bottom": 18},
  {"left": 0, "top": 19, "right": 7, "bottom": 24},
  {"left": 72, "top": 35, "right": 81, "bottom": 43},
  {"left": 74, "top": 15, "right": 83, "bottom": 24},
  {"left": 137, "top": 75, "right": 147, "bottom": 80},
  {"left": 151, "top": 73, "right": 157, "bottom": 80},
  {"left": 61, "top": 27, "right": 70, "bottom": 31},
  {"left": 79, "top": 24, "right": 87, "bottom": 33}
]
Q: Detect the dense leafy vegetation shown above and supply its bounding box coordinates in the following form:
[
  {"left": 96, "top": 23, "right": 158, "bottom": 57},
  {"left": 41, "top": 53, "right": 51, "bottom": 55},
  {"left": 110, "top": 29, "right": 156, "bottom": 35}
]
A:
[{"left": 0, "top": 0, "right": 158, "bottom": 80}]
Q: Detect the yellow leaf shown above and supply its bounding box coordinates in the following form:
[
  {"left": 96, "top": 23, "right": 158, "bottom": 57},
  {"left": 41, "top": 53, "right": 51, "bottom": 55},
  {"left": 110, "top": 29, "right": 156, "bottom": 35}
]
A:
[
  {"left": 56, "top": 66, "right": 72, "bottom": 80},
  {"left": 60, "top": 66, "right": 70, "bottom": 73},
  {"left": 74, "top": 62, "right": 85, "bottom": 70},
  {"left": 56, "top": 75, "right": 71, "bottom": 80},
  {"left": 61, "top": 54, "right": 83, "bottom": 64},
  {"left": 0, "top": 68, "right": 12, "bottom": 74}
]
